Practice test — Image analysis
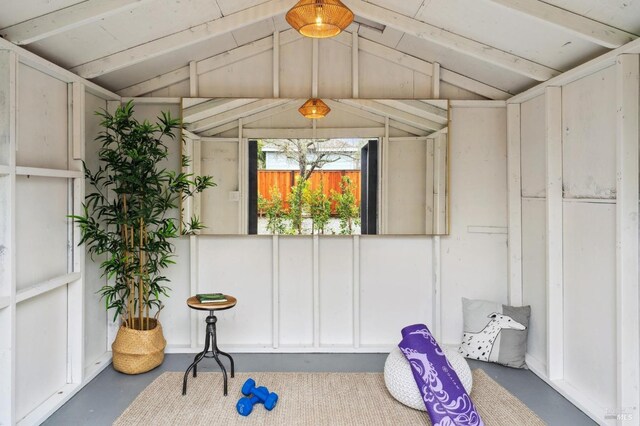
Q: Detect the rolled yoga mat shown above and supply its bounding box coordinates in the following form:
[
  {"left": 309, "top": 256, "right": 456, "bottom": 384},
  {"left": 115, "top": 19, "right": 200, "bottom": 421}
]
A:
[{"left": 399, "top": 324, "right": 484, "bottom": 426}]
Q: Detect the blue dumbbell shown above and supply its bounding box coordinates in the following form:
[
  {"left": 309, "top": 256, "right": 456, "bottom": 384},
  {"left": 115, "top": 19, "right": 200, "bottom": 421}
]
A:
[
  {"left": 236, "top": 393, "right": 261, "bottom": 416},
  {"left": 241, "top": 379, "right": 278, "bottom": 411}
]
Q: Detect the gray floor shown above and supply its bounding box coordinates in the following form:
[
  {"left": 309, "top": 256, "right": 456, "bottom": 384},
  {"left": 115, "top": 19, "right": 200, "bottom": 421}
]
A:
[{"left": 45, "top": 354, "right": 595, "bottom": 426}]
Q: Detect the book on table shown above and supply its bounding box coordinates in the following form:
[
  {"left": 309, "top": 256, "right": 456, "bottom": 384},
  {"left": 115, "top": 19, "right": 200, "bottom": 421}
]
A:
[{"left": 196, "top": 293, "right": 227, "bottom": 303}]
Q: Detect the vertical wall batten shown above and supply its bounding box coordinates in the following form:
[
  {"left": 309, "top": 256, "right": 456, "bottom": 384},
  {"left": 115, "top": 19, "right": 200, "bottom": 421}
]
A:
[
  {"left": 189, "top": 61, "right": 198, "bottom": 98},
  {"left": 615, "top": 54, "right": 640, "bottom": 421},
  {"left": 312, "top": 235, "right": 320, "bottom": 348},
  {"left": 0, "top": 49, "right": 18, "bottom": 426},
  {"left": 273, "top": 32, "right": 280, "bottom": 98},
  {"left": 312, "top": 39, "right": 319, "bottom": 98},
  {"left": 507, "top": 104, "right": 523, "bottom": 306},
  {"left": 352, "top": 236, "right": 360, "bottom": 348},
  {"left": 68, "top": 81, "right": 86, "bottom": 385},
  {"left": 272, "top": 236, "right": 280, "bottom": 349},
  {"left": 544, "top": 86, "right": 564, "bottom": 381},
  {"left": 432, "top": 62, "right": 441, "bottom": 99},
  {"left": 352, "top": 31, "right": 359, "bottom": 98}
]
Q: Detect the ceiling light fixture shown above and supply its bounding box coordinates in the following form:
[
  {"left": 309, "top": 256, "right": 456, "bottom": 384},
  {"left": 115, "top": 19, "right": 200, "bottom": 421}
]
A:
[
  {"left": 286, "top": 0, "right": 354, "bottom": 39},
  {"left": 298, "top": 98, "right": 331, "bottom": 119}
]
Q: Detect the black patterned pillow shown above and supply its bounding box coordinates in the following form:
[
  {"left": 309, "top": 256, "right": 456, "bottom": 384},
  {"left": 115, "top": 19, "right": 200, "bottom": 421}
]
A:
[{"left": 458, "top": 298, "right": 530, "bottom": 368}]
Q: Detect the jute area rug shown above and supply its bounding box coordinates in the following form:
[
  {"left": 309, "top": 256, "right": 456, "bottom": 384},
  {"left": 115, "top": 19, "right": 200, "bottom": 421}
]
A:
[{"left": 114, "top": 369, "right": 545, "bottom": 425}]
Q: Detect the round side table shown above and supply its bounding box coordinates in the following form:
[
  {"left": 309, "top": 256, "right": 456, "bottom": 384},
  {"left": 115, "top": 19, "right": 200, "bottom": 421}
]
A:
[{"left": 182, "top": 295, "right": 237, "bottom": 396}]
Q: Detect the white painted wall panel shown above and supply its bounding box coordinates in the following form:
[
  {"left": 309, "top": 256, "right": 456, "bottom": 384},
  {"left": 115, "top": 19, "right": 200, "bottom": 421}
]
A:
[
  {"left": 386, "top": 139, "right": 427, "bottom": 234},
  {"left": 358, "top": 52, "right": 414, "bottom": 99},
  {"left": 278, "top": 237, "right": 314, "bottom": 347},
  {"left": 562, "top": 202, "right": 617, "bottom": 410},
  {"left": 279, "top": 38, "right": 313, "bottom": 99},
  {"left": 15, "top": 176, "right": 68, "bottom": 290},
  {"left": 83, "top": 92, "right": 107, "bottom": 365},
  {"left": 318, "top": 237, "right": 353, "bottom": 346},
  {"left": 198, "top": 236, "right": 273, "bottom": 347},
  {"left": 441, "top": 106, "right": 508, "bottom": 344},
  {"left": 520, "top": 95, "right": 546, "bottom": 198},
  {"left": 439, "top": 82, "right": 485, "bottom": 101},
  {"left": 0, "top": 176, "right": 8, "bottom": 288},
  {"left": 15, "top": 286, "right": 68, "bottom": 419},
  {"left": 521, "top": 198, "right": 546, "bottom": 366},
  {"left": 201, "top": 140, "right": 240, "bottom": 234},
  {"left": 160, "top": 237, "right": 191, "bottom": 347},
  {"left": 562, "top": 66, "right": 617, "bottom": 199},
  {"left": 128, "top": 103, "right": 510, "bottom": 352},
  {"left": 0, "top": 53, "right": 10, "bottom": 167},
  {"left": 149, "top": 80, "right": 190, "bottom": 98},
  {"left": 16, "top": 64, "right": 68, "bottom": 170},
  {"left": 319, "top": 39, "right": 352, "bottom": 99},
  {"left": 198, "top": 51, "right": 273, "bottom": 98},
  {"left": 359, "top": 237, "right": 432, "bottom": 347}
]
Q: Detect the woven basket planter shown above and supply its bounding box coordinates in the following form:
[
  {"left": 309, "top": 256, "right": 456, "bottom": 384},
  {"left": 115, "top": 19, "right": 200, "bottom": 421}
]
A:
[{"left": 112, "top": 318, "right": 167, "bottom": 375}]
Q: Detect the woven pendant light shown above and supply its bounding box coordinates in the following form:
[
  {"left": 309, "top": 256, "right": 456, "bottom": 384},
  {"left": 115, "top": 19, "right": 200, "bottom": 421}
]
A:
[
  {"left": 299, "top": 98, "right": 331, "bottom": 119},
  {"left": 286, "top": 0, "right": 355, "bottom": 38}
]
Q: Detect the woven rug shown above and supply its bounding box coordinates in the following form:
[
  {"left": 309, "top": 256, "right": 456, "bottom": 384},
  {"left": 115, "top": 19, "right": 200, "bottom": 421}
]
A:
[{"left": 114, "top": 369, "right": 545, "bottom": 425}]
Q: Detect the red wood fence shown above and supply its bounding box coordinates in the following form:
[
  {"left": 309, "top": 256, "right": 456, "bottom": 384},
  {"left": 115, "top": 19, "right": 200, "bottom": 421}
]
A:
[{"left": 258, "top": 170, "right": 361, "bottom": 213}]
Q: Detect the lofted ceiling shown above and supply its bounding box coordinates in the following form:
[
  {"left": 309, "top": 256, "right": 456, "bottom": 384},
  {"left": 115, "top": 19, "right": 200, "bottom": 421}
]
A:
[{"left": 0, "top": 0, "right": 638, "bottom": 98}]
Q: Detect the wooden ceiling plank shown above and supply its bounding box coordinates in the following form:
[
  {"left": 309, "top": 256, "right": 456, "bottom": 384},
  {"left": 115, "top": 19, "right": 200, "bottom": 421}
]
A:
[
  {"left": 201, "top": 100, "right": 301, "bottom": 136},
  {"left": 188, "top": 98, "right": 290, "bottom": 133},
  {"left": 117, "top": 65, "right": 190, "bottom": 97},
  {"left": 71, "top": 0, "right": 291, "bottom": 79},
  {"left": 439, "top": 68, "right": 511, "bottom": 100},
  {"left": 1, "top": 0, "right": 155, "bottom": 45},
  {"left": 183, "top": 98, "right": 258, "bottom": 122},
  {"left": 348, "top": 0, "right": 559, "bottom": 81},
  {"left": 375, "top": 99, "right": 448, "bottom": 124},
  {"left": 488, "top": 0, "right": 636, "bottom": 49},
  {"left": 118, "top": 28, "right": 510, "bottom": 100},
  {"left": 338, "top": 99, "right": 445, "bottom": 131},
  {"left": 197, "top": 29, "right": 300, "bottom": 75}
]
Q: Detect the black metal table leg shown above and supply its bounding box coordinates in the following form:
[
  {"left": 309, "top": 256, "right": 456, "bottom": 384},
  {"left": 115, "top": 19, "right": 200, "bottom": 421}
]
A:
[{"left": 182, "top": 310, "right": 235, "bottom": 396}]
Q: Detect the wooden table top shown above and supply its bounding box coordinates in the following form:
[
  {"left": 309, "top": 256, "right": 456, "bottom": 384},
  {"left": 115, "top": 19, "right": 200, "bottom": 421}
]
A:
[{"left": 187, "top": 295, "right": 237, "bottom": 311}]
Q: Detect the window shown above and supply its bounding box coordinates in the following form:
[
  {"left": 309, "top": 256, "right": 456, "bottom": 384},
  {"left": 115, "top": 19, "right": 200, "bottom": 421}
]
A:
[{"left": 248, "top": 138, "right": 378, "bottom": 235}]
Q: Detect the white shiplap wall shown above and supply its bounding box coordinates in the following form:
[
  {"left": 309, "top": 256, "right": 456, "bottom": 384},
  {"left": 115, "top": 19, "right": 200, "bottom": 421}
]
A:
[
  {"left": 0, "top": 40, "right": 119, "bottom": 426},
  {"left": 510, "top": 56, "right": 640, "bottom": 424},
  {"left": 125, "top": 101, "right": 509, "bottom": 353}
]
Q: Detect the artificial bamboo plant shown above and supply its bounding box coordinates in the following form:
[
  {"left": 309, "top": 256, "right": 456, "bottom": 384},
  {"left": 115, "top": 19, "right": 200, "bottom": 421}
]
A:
[{"left": 73, "top": 101, "right": 214, "bottom": 331}]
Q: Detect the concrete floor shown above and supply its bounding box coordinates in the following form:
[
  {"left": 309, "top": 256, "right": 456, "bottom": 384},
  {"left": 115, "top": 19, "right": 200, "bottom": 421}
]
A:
[{"left": 45, "top": 353, "right": 595, "bottom": 426}]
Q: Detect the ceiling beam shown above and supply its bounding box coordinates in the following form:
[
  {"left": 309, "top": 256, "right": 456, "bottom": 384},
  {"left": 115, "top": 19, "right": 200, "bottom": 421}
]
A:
[
  {"left": 183, "top": 98, "right": 258, "bottom": 123},
  {"left": 1, "top": 0, "right": 154, "bottom": 45},
  {"left": 202, "top": 100, "right": 301, "bottom": 136},
  {"left": 243, "top": 127, "right": 386, "bottom": 139},
  {"left": 337, "top": 99, "right": 445, "bottom": 131},
  {"left": 117, "top": 30, "right": 300, "bottom": 97},
  {"left": 488, "top": 0, "right": 636, "bottom": 49},
  {"left": 348, "top": 0, "right": 559, "bottom": 81},
  {"left": 187, "top": 99, "right": 291, "bottom": 133},
  {"left": 325, "top": 100, "right": 428, "bottom": 135},
  {"left": 71, "top": 0, "right": 291, "bottom": 79},
  {"left": 119, "top": 28, "right": 510, "bottom": 100},
  {"left": 375, "top": 100, "right": 448, "bottom": 124}
]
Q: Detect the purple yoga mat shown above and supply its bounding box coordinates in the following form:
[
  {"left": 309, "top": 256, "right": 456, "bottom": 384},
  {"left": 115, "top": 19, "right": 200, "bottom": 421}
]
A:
[{"left": 399, "top": 324, "right": 484, "bottom": 426}]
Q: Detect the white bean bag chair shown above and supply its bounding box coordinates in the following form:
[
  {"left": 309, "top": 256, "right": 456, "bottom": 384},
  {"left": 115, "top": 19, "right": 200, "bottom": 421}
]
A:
[{"left": 384, "top": 345, "right": 473, "bottom": 411}]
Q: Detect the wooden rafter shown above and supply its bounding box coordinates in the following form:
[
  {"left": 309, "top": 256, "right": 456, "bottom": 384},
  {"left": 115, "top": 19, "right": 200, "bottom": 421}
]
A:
[
  {"left": 118, "top": 29, "right": 301, "bottom": 97},
  {"left": 1, "top": 0, "right": 154, "bottom": 45},
  {"left": 71, "top": 0, "right": 291, "bottom": 79},
  {"left": 337, "top": 99, "right": 446, "bottom": 132},
  {"left": 118, "top": 29, "right": 510, "bottom": 100},
  {"left": 488, "top": 0, "right": 636, "bottom": 49},
  {"left": 201, "top": 100, "right": 301, "bottom": 136},
  {"left": 348, "top": 0, "right": 559, "bottom": 81},
  {"left": 186, "top": 99, "right": 291, "bottom": 133}
]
